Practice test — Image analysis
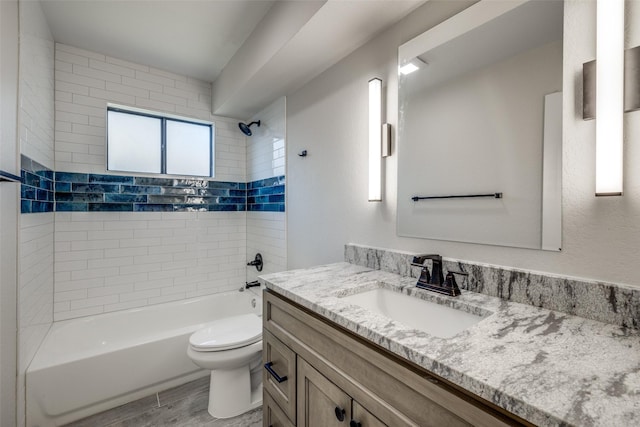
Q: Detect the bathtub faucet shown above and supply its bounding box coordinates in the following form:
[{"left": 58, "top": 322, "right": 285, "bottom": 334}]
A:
[{"left": 245, "top": 281, "right": 261, "bottom": 289}]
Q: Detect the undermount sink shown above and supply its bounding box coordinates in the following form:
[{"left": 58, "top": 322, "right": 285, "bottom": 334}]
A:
[{"left": 340, "top": 287, "right": 485, "bottom": 339}]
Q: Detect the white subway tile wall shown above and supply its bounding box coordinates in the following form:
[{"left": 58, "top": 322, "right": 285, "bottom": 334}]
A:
[
  {"left": 19, "top": 7, "right": 55, "bottom": 168},
  {"left": 246, "top": 98, "right": 287, "bottom": 283},
  {"left": 18, "top": 213, "right": 54, "bottom": 399},
  {"left": 19, "top": 214, "right": 54, "bottom": 425},
  {"left": 54, "top": 211, "right": 246, "bottom": 321},
  {"left": 246, "top": 212, "right": 286, "bottom": 283},
  {"left": 17, "top": 2, "right": 55, "bottom": 426},
  {"left": 54, "top": 43, "right": 246, "bottom": 182}
]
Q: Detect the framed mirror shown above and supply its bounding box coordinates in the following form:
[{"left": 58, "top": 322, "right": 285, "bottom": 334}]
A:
[{"left": 397, "top": 0, "right": 563, "bottom": 251}]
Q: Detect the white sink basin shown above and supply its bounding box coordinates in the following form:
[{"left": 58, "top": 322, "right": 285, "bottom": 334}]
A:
[{"left": 340, "top": 288, "right": 485, "bottom": 338}]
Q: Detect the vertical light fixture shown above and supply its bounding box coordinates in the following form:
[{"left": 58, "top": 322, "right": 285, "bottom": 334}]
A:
[
  {"left": 368, "top": 78, "right": 382, "bottom": 201},
  {"left": 595, "top": 0, "right": 624, "bottom": 196}
]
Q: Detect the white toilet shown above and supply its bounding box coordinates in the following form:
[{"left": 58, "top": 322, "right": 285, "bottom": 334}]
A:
[{"left": 187, "top": 313, "right": 263, "bottom": 418}]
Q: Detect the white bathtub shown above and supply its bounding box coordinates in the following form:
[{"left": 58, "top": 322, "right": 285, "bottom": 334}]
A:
[{"left": 26, "top": 289, "right": 261, "bottom": 427}]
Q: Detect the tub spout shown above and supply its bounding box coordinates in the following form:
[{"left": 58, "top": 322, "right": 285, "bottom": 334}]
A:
[{"left": 245, "top": 281, "right": 260, "bottom": 289}]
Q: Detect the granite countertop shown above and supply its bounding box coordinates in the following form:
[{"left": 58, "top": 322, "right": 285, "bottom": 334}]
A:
[{"left": 259, "top": 262, "right": 640, "bottom": 427}]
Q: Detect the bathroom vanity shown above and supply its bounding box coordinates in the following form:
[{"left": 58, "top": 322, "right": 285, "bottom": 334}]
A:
[
  {"left": 260, "top": 259, "right": 640, "bottom": 427},
  {"left": 262, "top": 290, "right": 526, "bottom": 427}
]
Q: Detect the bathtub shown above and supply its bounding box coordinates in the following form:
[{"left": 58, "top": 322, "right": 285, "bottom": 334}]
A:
[{"left": 26, "top": 289, "right": 261, "bottom": 427}]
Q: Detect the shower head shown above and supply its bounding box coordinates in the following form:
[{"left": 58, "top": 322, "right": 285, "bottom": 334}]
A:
[{"left": 238, "top": 120, "right": 261, "bottom": 136}]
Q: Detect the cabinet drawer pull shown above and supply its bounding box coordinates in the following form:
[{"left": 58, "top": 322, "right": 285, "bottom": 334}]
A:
[
  {"left": 349, "top": 421, "right": 362, "bottom": 427},
  {"left": 335, "top": 407, "right": 346, "bottom": 422},
  {"left": 264, "top": 362, "right": 288, "bottom": 383}
]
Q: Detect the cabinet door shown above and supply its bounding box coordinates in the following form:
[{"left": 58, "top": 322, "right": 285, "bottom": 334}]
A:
[
  {"left": 351, "top": 401, "right": 387, "bottom": 427},
  {"left": 297, "top": 357, "right": 352, "bottom": 427},
  {"left": 264, "top": 390, "right": 295, "bottom": 427},
  {"left": 264, "top": 330, "right": 297, "bottom": 422}
]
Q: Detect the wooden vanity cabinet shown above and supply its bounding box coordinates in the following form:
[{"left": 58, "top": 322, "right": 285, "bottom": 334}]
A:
[
  {"left": 297, "top": 357, "right": 388, "bottom": 427},
  {"left": 264, "top": 390, "right": 295, "bottom": 427},
  {"left": 262, "top": 290, "right": 531, "bottom": 427}
]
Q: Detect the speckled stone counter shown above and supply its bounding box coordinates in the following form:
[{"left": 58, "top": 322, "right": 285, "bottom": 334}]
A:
[{"left": 259, "top": 263, "right": 640, "bottom": 427}]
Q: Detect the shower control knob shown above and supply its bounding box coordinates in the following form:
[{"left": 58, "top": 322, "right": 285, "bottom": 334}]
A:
[{"left": 247, "top": 253, "right": 263, "bottom": 272}]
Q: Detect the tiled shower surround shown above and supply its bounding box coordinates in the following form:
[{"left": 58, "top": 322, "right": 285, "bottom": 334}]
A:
[{"left": 15, "top": 42, "right": 287, "bottom": 332}]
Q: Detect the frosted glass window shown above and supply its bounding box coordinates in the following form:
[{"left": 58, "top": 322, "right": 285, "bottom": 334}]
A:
[
  {"left": 166, "top": 120, "right": 212, "bottom": 176},
  {"left": 106, "top": 107, "right": 214, "bottom": 177},
  {"left": 107, "top": 110, "right": 161, "bottom": 174}
]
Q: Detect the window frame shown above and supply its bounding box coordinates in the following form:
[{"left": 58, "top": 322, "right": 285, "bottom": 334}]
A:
[{"left": 106, "top": 105, "right": 215, "bottom": 178}]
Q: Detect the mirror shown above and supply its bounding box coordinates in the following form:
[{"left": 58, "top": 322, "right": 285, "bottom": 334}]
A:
[{"left": 397, "top": 0, "right": 563, "bottom": 251}]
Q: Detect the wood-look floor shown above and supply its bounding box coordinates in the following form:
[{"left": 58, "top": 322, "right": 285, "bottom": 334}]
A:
[{"left": 64, "top": 377, "right": 262, "bottom": 427}]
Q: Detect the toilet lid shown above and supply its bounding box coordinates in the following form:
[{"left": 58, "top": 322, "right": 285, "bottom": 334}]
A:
[{"left": 189, "top": 313, "right": 262, "bottom": 351}]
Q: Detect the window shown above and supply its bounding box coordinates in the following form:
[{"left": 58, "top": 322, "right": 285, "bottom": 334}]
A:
[{"left": 107, "top": 106, "right": 214, "bottom": 177}]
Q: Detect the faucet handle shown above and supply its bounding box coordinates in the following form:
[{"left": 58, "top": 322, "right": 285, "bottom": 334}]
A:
[
  {"left": 410, "top": 254, "right": 435, "bottom": 285},
  {"left": 443, "top": 271, "right": 468, "bottom": 296},
  {"left": 411, "top": 254, "right": 444, "bottom": 286}
]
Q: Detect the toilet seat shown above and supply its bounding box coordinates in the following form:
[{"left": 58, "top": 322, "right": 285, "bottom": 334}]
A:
[{"left": 190, "top": 313, "right": 262, "bottom": 352}]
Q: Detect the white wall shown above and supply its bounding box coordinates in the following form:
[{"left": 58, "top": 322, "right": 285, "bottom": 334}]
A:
[
  {"left": 287, "top": 0, "right": 640, "bottom": 288},
  {"left": 246, "top": 97, "right": 287, "bottom": 283},
  {"left": 17, "top": 1, "right": 55, "bottom": 426},
  {"left": 0, "top": 0, "right": 19, "bottom": 423},
  {"left": 53, "top": 44, "right": 249, "bottom": 319},
  {"left": 0, "top": 185, "right": 18, "bottom": 427}
]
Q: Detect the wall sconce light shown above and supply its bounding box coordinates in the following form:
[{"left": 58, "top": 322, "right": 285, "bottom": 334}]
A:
[
  {"left": 583, "top": 0, "right": 626, "bottom": 196},
  {"left": 369, "top": 78, "right": 382, "bottom": 202},
  {"left": 596, "top": 0, "right": 624, "bottom": 196},
  {"left": 382, "top": 123, "right": 391, "bottom": 158}
]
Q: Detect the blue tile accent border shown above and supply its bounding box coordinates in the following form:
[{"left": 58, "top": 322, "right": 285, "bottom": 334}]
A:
[
  {"left": 55, "top": 173, "right": 248, "bottom": 212},
  {"left": 20, "top": 155, "right": 54, "bottom": 214},
  {"left": 0, "top": 169, "right": 21, "bottom": 182},
  {"left": 20, "top": 154, "right": 285, "bottom": 214},
  {"left": 248, "top": 175, "right": 285, "bottom": 212}
]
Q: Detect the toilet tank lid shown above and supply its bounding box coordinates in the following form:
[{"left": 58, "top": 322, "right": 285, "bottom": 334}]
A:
[{"left": 189, "top": 313, "right": 262, "bottom": 351}]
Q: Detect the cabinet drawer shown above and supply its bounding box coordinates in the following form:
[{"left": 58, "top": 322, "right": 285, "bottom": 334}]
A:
[
  {"left": 263, "top": 329, "right": 297, "bottom": 423},
  {"left": 264, "top": 390, "right": 295, "bottom": 427}
]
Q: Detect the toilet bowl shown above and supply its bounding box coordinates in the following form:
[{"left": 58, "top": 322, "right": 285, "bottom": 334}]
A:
[{"left": 187, "top": 313, "right": 263, "bottom": 419}]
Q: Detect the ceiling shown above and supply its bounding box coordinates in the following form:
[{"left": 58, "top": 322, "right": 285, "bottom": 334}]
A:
[
  {"left": 40, "top": 0, "right": 425, "bottom": 118},
  {"left": 40, "top": 0, "right": 275, "bottom": 83}
]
